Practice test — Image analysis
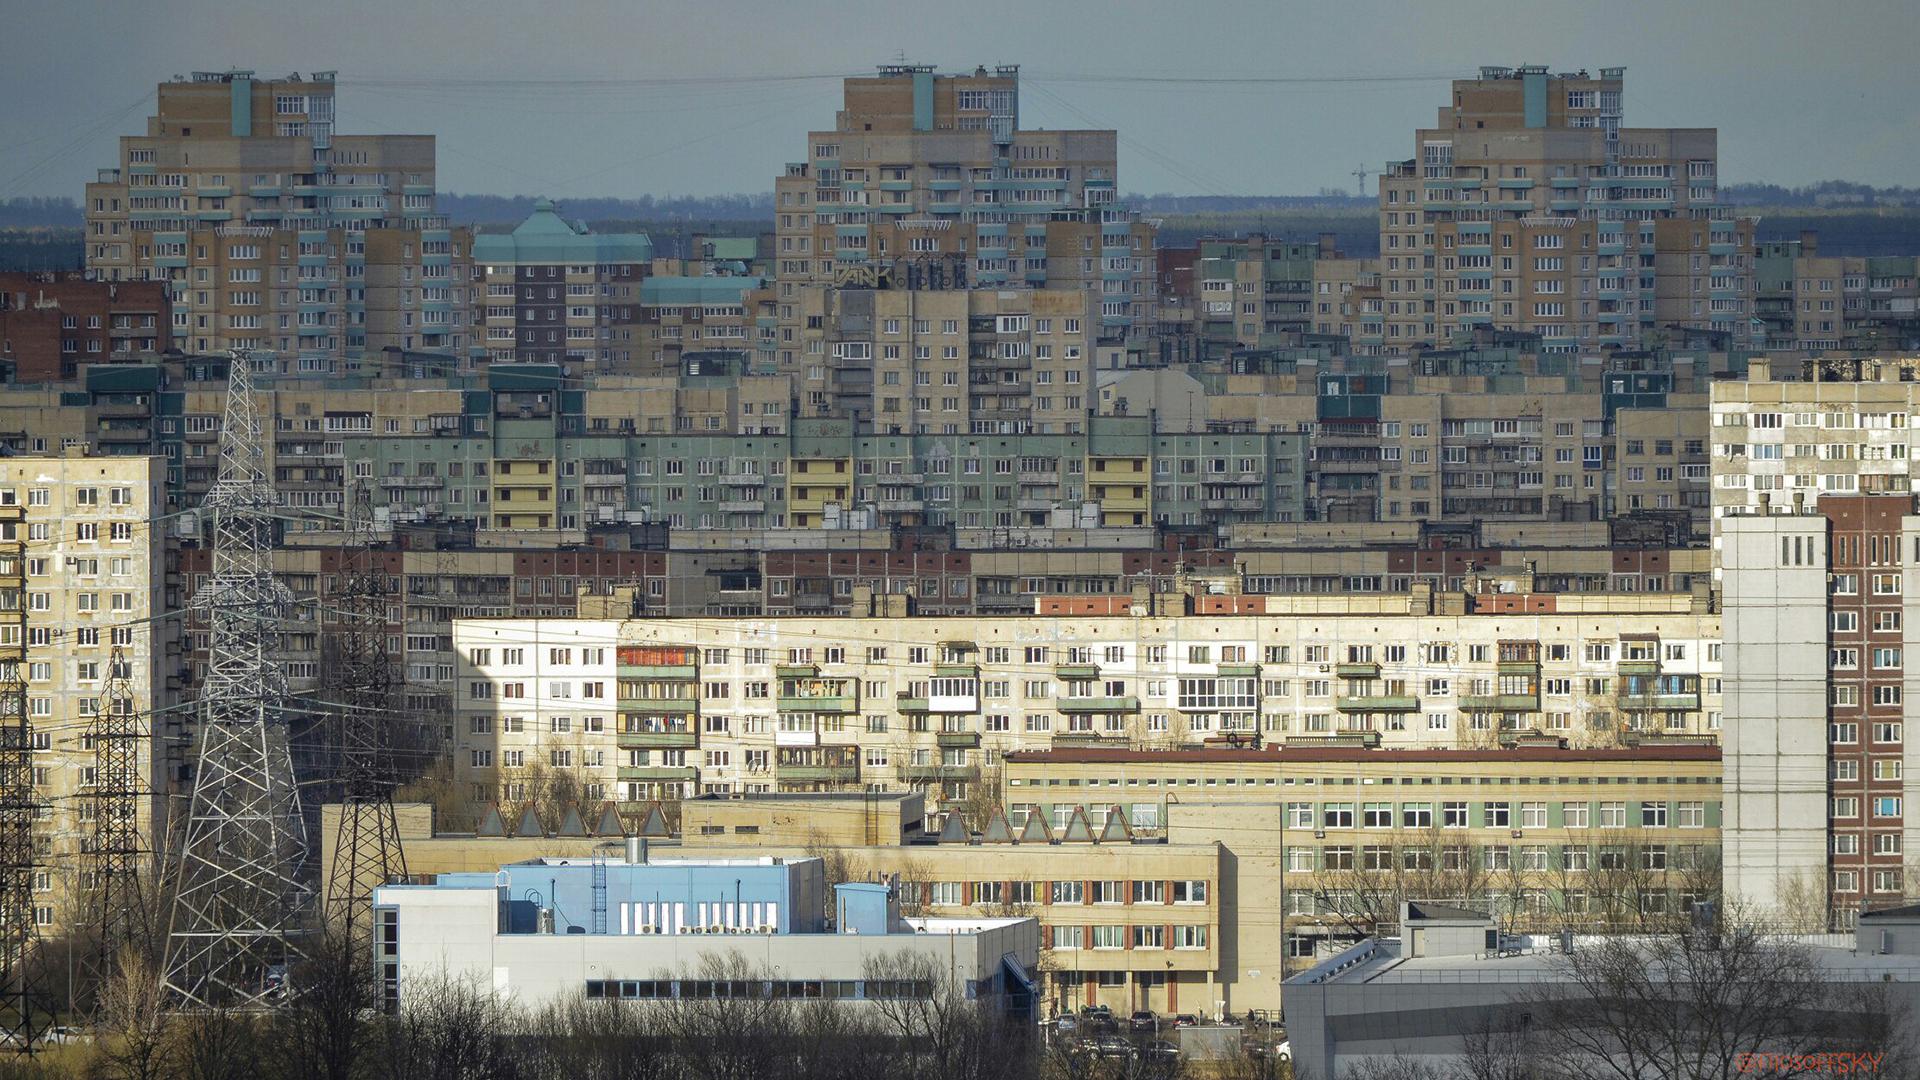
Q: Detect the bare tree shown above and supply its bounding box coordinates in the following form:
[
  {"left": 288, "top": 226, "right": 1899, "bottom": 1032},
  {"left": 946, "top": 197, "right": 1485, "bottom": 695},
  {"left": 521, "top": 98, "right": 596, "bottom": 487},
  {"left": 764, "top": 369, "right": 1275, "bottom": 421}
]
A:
[
  {"left": 81, "top": 951, "right": 174, "bottom": 1080},
  {"left": 860, "top": 949, "right": 1030, "bottom": 1080},
  {"left": 656, "top": 952, "right": 796, "bottom": 1080},
  {"left": 1520, "top": 921, "right": 1849, "bottom": 1080},
  {"left": 173, "top": 1009, "right": 262, "bottom": 1080},
  {"left": 368, "top": 972, "right": 521, "bottom": 1080},
  {"left": 519, "top": 995, "right": 673, "bottom": 1080},
  {"left": 261, "top": 925, "right": 379, "bottom": 1080},
  {"left": 959, "top": 766, "right": 1004, "bottom": 833}
]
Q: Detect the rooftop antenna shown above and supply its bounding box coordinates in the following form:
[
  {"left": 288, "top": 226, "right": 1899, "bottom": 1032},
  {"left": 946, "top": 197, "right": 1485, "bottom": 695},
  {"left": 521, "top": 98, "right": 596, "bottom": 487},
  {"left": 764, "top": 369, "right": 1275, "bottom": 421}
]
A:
[{"left": 1352, "top": 164, "right": 1370, "bottom": 197}]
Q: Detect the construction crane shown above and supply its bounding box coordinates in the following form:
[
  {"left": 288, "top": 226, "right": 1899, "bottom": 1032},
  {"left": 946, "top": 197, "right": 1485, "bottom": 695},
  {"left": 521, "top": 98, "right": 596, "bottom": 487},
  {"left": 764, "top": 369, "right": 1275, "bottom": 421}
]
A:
[
  {"left": 1352, "top": 164, "right": 1370, "bottom": 197},
  {"left": 322, "top": 483, "right": 407, "bottom": 945},
  {"left": 162, "top": 349, "right": 307, "bottom": 1009}
]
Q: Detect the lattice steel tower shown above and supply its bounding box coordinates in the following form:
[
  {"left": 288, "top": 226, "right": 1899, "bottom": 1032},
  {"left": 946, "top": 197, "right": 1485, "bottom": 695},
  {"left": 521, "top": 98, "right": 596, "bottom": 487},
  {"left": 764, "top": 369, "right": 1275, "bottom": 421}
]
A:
[
  {"left": 162, "top": 350, "right": 307, "bottom": 1008},
  {"left": 0, "top": 515, "right": 40, "bottom": 1047},
  {"left": 322, "top": 484, "right": 407, "bottom": 941},
  {"left": 83, "top": 645, "right": 152, "bottom": 993}
]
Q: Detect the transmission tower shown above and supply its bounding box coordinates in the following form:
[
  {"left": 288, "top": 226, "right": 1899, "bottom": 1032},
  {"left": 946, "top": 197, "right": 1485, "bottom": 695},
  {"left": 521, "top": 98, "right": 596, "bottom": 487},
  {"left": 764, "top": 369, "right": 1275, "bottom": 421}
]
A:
[
  {"left": 163, "top": 349, "right": 307, "bottom": 1009},
  {"left": 0, "top": 520, "right": 40, "bottom": 1048},
  {"left": 82, "top": 645, "right": 152, "bottom": 996},
  {"left": 323, "top": 484, "right": 407, "bottom": 942}
]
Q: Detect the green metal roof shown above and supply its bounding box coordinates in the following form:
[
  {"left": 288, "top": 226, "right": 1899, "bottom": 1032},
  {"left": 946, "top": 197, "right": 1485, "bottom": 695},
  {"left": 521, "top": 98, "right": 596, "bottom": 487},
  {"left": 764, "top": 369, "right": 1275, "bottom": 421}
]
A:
[
  {"left": 702, "top": 237, "right": 758, "bottom": 262},
  {"left": 472, "top": 199, "right": 654, "bottom": 265},
  {"left": 640, "top": 276, "right": 764, "bottom": 305}
]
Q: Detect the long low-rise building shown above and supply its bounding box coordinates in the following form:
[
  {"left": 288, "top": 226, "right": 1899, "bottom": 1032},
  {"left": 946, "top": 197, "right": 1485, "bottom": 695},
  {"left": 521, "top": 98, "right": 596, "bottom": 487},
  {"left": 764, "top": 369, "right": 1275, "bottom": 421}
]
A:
[
  {"left": 370, "top": 851, "right": 1040, "bottom": 1016},
  {"left": 335, "top": 735, "right": 1722, "bottom": 1017},
  {"left": 446, "top": 587, "right": 1721, "bottom": 813}
]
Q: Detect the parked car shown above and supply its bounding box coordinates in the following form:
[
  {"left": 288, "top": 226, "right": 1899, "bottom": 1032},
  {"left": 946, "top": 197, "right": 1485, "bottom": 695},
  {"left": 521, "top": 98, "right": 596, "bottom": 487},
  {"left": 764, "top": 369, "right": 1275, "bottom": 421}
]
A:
[
  {"left": 1249, "top": 1039, "right": 1292, "bottom": 1063},
  {"left": 1044, "top": 1015, "right": 1080, "bottom": 1036},
  {"left": 1142, "top": 1039, "right": 1181, "bottom": 1059},
  {"left": 1128, "top": 1010, "right": 1158, "bottom": 1032},
  {"left": 40, "top": 1027, "right": 91, "bottom": 1045},
  {"left": 1082, "top": 1004, "right": 1114, "bottom": 1020},
  {"left": 1091, "top": 1036, "right": 1134, "bottom": 1059},
  {"left": 1172, "top": 1013, "right": 1200, "bottom": 1028}
]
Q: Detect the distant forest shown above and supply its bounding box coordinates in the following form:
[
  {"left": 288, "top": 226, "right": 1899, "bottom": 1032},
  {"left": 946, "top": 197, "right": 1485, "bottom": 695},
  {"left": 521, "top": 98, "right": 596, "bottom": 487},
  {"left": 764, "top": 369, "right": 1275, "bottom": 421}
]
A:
[{"left": 8, "top": 181, "right": 1920, "bottom": 270}]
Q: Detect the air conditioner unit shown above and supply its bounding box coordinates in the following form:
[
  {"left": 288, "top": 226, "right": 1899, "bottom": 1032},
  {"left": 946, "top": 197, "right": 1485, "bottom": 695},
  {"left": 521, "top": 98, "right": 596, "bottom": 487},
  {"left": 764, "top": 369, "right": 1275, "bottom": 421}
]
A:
[{"left": 1318, "top": 664, "right": 1330, "bottom": 672}]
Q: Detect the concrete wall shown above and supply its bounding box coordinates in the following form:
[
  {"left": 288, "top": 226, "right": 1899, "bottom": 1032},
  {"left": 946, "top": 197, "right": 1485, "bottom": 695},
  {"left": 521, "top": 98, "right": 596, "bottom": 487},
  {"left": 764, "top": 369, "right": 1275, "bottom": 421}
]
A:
[{"left": 1722, "top": 513, "right": 1830, "bottom": 912}]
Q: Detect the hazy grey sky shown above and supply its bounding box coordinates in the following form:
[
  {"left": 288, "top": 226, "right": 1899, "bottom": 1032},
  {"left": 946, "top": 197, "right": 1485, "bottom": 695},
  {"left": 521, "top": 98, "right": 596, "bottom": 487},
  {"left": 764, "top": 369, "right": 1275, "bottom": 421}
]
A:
[{"left": 3, "top": 0, "right": 1915, "bottom": 201}]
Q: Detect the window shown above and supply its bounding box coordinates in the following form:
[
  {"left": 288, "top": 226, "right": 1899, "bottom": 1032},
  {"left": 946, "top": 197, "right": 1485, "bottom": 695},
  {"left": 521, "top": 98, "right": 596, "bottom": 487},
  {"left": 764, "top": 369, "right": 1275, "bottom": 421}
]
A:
[{"left": 1642, "top": 803, "right": 1668, "bottom": 827}]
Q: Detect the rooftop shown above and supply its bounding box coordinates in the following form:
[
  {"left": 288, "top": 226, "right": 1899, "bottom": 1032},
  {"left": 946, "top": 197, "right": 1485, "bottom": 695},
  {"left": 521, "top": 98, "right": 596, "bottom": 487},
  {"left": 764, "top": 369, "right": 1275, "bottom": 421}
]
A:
[
  {"left": 1004, "top": 745, "right": 1722, "bottom": 766},
  {"left": 473, "top": 199, "right": 654, "bottom": 265}
]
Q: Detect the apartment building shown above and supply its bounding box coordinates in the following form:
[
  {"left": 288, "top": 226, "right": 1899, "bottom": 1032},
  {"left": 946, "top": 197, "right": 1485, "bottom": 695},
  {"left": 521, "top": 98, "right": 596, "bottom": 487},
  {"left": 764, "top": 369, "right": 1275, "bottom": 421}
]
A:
[
  {"left": 1753, "top": 235, "right": 1920, "bottom": 352},
  {"left": 0, "top": 273, "right": 171, "bottom": 382},
  {"left": 445, "top": 587, "right": 1721, "bottom": 819},
  {"left": 84, "top": 69, "right": 471, "bottom": 373},
  {"left": 1192, "top": 235, "right": 1343, "bottom": 356},
  {"left": 772, "top": 66, "right": 1149, "bottom": 323},
  {"left": 0, "top": 453, "right": 171, "bottom": 933},
  {"left": 1707, "top": 359, "right": 1920, "bottom": 922},
  {"left": 1373, "top": 65, "right": 1754, "bottom": 354},
  {"left": 471, "top": 200, "right": 654, "bottom": 370},
  {"left": 634, "top": 276, "right": 771, "bottom": 378},
  {"left": 1003, "top": 744, "right": 1722, "bottom": 976}
]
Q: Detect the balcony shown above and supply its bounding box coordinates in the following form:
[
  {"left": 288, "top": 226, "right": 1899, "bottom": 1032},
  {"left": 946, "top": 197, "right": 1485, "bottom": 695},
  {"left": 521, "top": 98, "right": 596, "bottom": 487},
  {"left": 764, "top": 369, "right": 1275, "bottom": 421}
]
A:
[
  {"left": 616, "top": 730, "right": 698, "bottom": 750},
  {"left": 1498, "top": 660, "right": 1541, "bottom": 675},
  {"left": 775, "top": 691, "right": 860, "bottom": 711},
  {"left": 620, "top": 663, "right": 697, "bottom": 678},
  {"left": 1058, "top": 695, "right": 1140, "bottom": 714},
  {"left": 1217, "top": 663, "right": 1260, "bottom": 677},
  {"left": 936, "top": 731, "right": 981, "bottom": 749},
  {"left": 1459, "top": 694, "right": 1539, "bottom": 712},
  {"left": 617, "top": 765, "right": 697, "bottom": 782},
  {"left": 1650, "top": 693, "right": 1701, "bottom": 710},
  {"left": 718, "top": 500, "right": 766, "bottom": 513},
  {"left": 1055, "top": 664, "right": 1100, "bottom": 680},
  {"left": 776, "top": 763, "right": 860, "bottom": 784},
  {"left": 899, "top": 764, "right": 979, "bottom": 783},
  {"left": 1618, "top": 660, "right": 1661, "bottom": 676},
  {"left": 1334, "top": 695, "right": 1419, "bottom": 713},
  {"left": 1334, "top": 662, "right": 1380, "bottom": 679}
]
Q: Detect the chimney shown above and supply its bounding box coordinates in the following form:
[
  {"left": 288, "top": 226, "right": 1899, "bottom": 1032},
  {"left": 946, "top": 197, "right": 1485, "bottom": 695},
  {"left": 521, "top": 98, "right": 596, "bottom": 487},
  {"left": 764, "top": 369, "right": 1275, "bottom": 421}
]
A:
[
  {"left": 1317, "top": 231, "right": 1338, "bottom": 258},
  {"left": 1800, "top": 229, "right": 1819, "bottom": 256}
]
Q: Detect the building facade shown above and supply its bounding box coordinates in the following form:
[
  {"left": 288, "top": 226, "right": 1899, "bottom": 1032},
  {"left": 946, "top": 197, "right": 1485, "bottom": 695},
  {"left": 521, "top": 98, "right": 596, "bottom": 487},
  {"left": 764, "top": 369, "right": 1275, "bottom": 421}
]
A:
[
  {"left": 1372, "top": 65, "right": 1753, "bottom": 355},
  {"left": 0, "top": 273, "right": 171, "bottom": 382},
  {"left": 445, "top": 590, "right": 1722, "bottom": 815},
  {"left": 0, "top": 453, "right": 171, "bottom": 933},
  {"left": 83, "top": 69, "right": 472, "bottom": 373},
  {"left": 369, "top": 853, "right": 1039, "bottom": 1014}
]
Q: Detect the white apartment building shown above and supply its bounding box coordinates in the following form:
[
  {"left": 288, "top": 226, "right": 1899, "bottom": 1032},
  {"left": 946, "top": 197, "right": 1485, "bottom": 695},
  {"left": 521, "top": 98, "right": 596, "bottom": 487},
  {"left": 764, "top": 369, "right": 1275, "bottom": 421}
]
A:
[
  {"left": 449, "top": 591, "right": 1721, "bottom": 810},
  {"left": 0, "top": 453, "right": 169, "bottom": 931}
]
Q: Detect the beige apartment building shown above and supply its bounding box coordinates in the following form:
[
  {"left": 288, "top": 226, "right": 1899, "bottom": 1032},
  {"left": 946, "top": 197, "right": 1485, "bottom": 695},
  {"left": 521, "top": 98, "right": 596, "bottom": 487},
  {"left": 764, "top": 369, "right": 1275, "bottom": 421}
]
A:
[
  {"left": 0, "top": 453, "right": 170, "bottom": 932},
  {"left": 84, "top": 69, "right": 470, "bottom": 373},
  {"left": 770, "top": 65, "right": 1156, "bottom": 420},
  {"left": 1372, "top": 65, "right": 1753, "bottom": 355},
  {"left": 446, "top": 587, "right": 1722, "bottom": 817}
]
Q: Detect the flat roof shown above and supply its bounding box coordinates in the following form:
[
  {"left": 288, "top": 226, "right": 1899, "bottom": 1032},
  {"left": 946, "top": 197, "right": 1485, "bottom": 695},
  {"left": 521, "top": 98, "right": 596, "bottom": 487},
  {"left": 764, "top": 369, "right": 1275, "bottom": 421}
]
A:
[
  {"left": 687, "top": 792, "right": 919, "bottom": 804},
  {"left": 1005, "top": 745, "right": 1722, "bottom": 765},
  {"left": 1295, "top": 936, "right": 1920, "bottom": 987}
]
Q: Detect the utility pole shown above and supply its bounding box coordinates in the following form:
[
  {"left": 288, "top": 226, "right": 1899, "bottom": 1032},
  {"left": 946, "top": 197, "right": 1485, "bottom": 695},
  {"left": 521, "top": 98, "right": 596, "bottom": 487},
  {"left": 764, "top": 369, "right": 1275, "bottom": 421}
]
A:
[
  {"left": 0, "top": 516, "right": 39, "bottom": 1048},
  {"left": 162, "top": 349, "right": 307, "bottom": 1009},
  {"left": 322, "top": 483, "right": 407, "bottom": 943},
  {"left": 82, "top": 645, "right": 152, "bottom": 999}
]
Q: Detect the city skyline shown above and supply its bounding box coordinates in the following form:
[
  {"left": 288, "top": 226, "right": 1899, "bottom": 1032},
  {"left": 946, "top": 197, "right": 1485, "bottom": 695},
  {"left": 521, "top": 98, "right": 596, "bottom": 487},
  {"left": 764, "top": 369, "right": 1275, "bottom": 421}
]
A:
[{"left": 2, "top": 0, "right": 1917, "bottom": 202}]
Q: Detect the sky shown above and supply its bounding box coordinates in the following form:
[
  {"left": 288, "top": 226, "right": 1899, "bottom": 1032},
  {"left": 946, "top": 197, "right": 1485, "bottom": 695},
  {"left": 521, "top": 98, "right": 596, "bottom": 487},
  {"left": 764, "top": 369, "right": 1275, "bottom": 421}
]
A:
[{"left": 2, "top": 0, "right": 1916, "bottom": 202}]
